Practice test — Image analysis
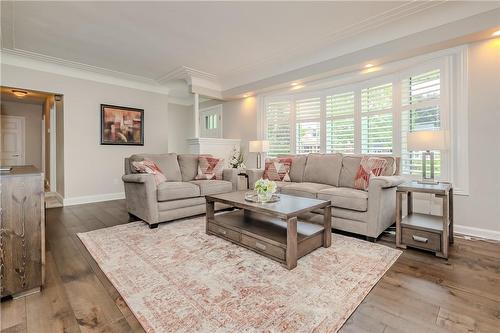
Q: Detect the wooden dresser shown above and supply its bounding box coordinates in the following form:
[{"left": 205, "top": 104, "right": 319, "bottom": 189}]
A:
[{"left": 1, "top": 166, "right": 45, "bottom": 299}]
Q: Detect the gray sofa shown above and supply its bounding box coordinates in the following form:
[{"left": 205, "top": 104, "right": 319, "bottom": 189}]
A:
[
  {"left": 122, "top": 153, "right": 238, "bottom": 228},
  {"left": 247, "top": 153, "right": 405, "bottom": 240}
]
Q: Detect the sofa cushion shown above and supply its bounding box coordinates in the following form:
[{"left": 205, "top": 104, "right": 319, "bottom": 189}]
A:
[
  {"left": 130, "top": 153, "right": 182, "bottom": 182},
  {"left": 274, "top": 181, "right": 297, "bottom": 193},
  {"left": 190, "top": 180, "right": 233, "bottom": 196},
  {"left": 303, "top": 153, "right": 343, "bottom": 186},
  {"left": 339, "top": 155, "right": 397, "bottom": 189},
  {"left": 278, "top": 155, "right": 308, "bottom": 182},
  {"left": 178, "top": 154, "right": 207, "bottom": 181},
  {"left": 157, "top": 182, "right": 200, "bottom": 201},
  {"left": 281, "top": 182, "right": 333, "bottom": 199},
  {"left": 317, "top": 187, "right": 368, "bottom": 212}
]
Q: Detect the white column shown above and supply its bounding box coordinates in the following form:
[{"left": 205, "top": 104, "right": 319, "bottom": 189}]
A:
[{"left": 194, "top": 93, "right": 200, "bottom": 138}]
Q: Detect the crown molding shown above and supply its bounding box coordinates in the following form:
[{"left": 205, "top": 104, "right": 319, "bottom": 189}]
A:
[
  {"left": 1, "top": 48, "right": 170, "bottom": 95},
  {"left": 156, "top": 66, "right": 217, "bottom": 84}
]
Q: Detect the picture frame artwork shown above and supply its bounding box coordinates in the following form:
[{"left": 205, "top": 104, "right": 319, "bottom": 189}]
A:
[{"left": 100, "top": 104, "right": 144, "bottom": 145}]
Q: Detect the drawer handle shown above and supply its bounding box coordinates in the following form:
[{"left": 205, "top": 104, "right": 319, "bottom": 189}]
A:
[
  {"left": 218, "top": 229, "right": 226, "bottom": 235},
  {"left": 255, "top": 242, "right": 267, "bottom": 251},
  {"left": 412, "top": 235, "right": 428, "bottom": 243}
]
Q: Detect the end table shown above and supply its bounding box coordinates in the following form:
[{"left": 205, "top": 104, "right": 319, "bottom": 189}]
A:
[{"left": 396, "top": 181, "right": 453, "bottom": 259}]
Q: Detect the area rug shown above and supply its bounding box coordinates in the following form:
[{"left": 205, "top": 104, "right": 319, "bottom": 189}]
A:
[{"left": 78, "top": 216, "right": 401, "bottom": 333}]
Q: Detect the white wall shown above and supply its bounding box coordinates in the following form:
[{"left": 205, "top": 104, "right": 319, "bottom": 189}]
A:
[
  {"left": 167, "top": 103, "right": 193, "bottom": 153},
  {"left": 0, "top": 101, "right": 43, "bottom": 170},
  {"left": 222, "top": 97, "right": 258, "bottom": 168},
  {"left": 1, "top": 64, "right": 169, "bottom": 202},
  {"left": 452, "top": 38, "right": 500, "bottom": 237},
  {"left": 220, "top": 40, "right": 500, "bottom": 238}
]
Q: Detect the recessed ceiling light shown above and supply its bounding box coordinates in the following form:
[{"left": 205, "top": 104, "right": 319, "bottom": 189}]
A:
[
  {"left": 243, "top": 94, "right": 249, "bottom": 98},
  {"left": 492, "top": 30, "right": 500, "bottom": 37},
  {"left": 291, "top": 82, "right": 300, "bottom": 86},
  {"left": 365, "top": 63, "right": 374, "bottom": 68},
  {"left": 291, "top": 84, "right": 305, "bottom": 91},
  {"left": 12, "top": 90, "right": 28, "bottom": 97}
]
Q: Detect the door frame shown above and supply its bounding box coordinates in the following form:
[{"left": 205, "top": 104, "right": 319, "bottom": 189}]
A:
[
  {"left": 49, "top": 100, "right": 57, "bottom": 192},
  {"left": 0, "top": 115, "right": 26, "bottom": 165},
  {"left": 199, "top": 104, "right": 223, "bottom": 138}
]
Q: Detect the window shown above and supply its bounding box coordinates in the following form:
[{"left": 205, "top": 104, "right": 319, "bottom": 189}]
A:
[
  {"left": 265, "top": 99, "right": 291, "bottom": 156},
  {"left": 295, "top": 96, "right": 321, "bottom": 154},
  {"left": 326, "top": 91, "right": 355, "bottom": 153},
  {"left": 262, "top": 62, "right": 448, "bottom": 179},
  {"left": 361, "top": 83, "right": 393, "bottom": 154},
  {"left": 401, "top": 69, "right": 441, "bottom": 176}
]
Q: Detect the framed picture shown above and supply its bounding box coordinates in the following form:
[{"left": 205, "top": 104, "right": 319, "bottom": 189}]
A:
[{"left": 100, "top": 104, "right": 144, "bottom": 145}]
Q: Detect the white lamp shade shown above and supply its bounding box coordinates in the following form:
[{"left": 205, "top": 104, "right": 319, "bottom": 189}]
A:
[
  {"left": 249, "top": 140, "right": 269, "bottom": 153},
  {"left": 407, "top": 130, "right": 446, "bottom": 151}
]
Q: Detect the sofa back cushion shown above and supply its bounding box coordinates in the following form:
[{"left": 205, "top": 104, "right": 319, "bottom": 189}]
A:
[
  {"left": 339, "top": 154, "right": 399, "bottom": 188},
  {"left": 278, "top": 154, "right": 308, "bottom": 182},
  {"left": 178, "top": 154, "right": 212, "bottom": 181},
  {"left": 303, "top": 153, "right": 343, "bottom": 186},
  {"left": 129, "top": 153, "right": 182, "bottom": 182}
]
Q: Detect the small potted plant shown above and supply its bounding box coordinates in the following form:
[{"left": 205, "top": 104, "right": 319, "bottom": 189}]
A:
[{"left": 254, "top": 178, "right": 277, "bottom": 203}]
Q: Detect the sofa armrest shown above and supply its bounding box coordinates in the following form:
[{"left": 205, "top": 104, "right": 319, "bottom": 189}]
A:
[
  {"left": 223, "top": 168, "right": 239, "bottom": 191},
  {"left": 246, "top": 169, "right": 264, "bottom": 189},
  {"left": 365, "top": 175, "right": 405, "bottom": 238},
  {"left": 122, "top": 174, "right": 158, "bottom": 224},
  {"left": 122, "top": 173, "right": 156, "bottom": 184},
  {"left": 369, "top": 176, "right": 406, "bottom": 189}
]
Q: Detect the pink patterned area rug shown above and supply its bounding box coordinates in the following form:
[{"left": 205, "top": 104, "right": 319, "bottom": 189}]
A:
[{"left": 78, "top": 216, "right": 401, "bottom": 333}]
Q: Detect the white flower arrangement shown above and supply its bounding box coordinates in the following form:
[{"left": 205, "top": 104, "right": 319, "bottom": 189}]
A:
[
  {"left": 229, "top": 147, "right": 246, "bottom": 169},
  {"left": 254, "top": 178, "right": 277, "bottom": 202}
]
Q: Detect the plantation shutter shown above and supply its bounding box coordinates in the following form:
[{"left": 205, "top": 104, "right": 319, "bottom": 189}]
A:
[
  {"left": 295, "top": 96, "right": 321, "bottom": 154},
  {"left": 326, "top": 91, "right": 355, "bottom": 153},
  {"left": 265, "top": 99, "right": 291, "bottom": 157},
  {"left": 361, "top": 83, "right": 393, "bottom": 154},
  {"left": 401, "top": 69, "right": 441, "bottom": 176}
]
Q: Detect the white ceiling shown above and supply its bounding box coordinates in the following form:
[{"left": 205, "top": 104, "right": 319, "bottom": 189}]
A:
[{"left": 1, "top": 1, "right": 499, "bottom": 99}]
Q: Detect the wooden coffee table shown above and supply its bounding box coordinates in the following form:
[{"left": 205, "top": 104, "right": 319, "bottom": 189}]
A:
[{"left": 205, "top": 191, "right": 331, "bottom": 269}]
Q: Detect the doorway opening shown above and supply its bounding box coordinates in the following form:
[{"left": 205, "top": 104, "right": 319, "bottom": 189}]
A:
[{"left": 0, "top": 86, "right": 64, "bottom": 208}]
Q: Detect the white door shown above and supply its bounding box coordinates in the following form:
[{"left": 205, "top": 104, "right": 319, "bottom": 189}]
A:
[
  {"left": 199, "top": 105, "right": 223, "bottom": 138},
  {"left": 0, "top": 115, "right": 25, "bottom": 166}
]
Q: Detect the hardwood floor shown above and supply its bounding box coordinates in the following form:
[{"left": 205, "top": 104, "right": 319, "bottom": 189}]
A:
[{"left": 2, "top": 200, "right": 499, "bottom": 333}]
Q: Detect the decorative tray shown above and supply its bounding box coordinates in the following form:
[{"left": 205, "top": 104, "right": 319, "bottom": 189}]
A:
[{"left": 244, "top": 192, "right": 281, "bottom": 203}]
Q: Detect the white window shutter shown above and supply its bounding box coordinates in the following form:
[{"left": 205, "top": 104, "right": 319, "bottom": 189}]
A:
[
  {"left": 265, "top": 99, "right": 291, "bottom": 157},
  {"left": 295, "top": 96, "right": 321, "bottom": 154}
]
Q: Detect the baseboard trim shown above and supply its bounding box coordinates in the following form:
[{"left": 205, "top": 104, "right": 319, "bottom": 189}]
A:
[
  {"left": 63, "top": 192, "right": 125, "bottom": 206},
  {"left": 454, "top": 224, "right": 500, "bottom": 242}
]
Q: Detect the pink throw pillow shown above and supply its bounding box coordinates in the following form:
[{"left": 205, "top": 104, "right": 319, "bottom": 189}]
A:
[
  {"left": 132, "top": 159, "right": 167, "bottom": 185},
  {"left": 354, "top": 156, "right": 388, "bottom": 190},
  {"left": 195, "top": 156, "right": 224, "bottom": 180},
  {"left": 263, "top": 158, "right": 292, "bottom": 182}
]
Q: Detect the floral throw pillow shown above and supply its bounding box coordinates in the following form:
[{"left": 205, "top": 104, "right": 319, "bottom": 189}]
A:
[
  {"left": 263, "top": 158, "right": 292, "bottom": 182},
  {"left": 354, "top": 156, "right": 388, "bottom": 190},
  {"left": 131, "top": 159, "right": 167, "bottom": 185},
  {"left": 195, "top": 156, "right": 224, "bottom": 180}
]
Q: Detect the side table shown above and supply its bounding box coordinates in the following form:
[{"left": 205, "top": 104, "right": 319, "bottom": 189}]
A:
[{"left": 396, "top": 181, "right": 453, "bottom": 259}]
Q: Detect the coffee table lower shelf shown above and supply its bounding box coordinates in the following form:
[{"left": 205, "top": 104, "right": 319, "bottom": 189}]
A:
[{"left": 207, "top": 209, "right": 325, "bottom": 268}]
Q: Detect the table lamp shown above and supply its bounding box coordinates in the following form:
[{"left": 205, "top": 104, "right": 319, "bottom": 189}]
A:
[
  {"left": 407, "top": 130, "right": 446, "bottom": 184},
  {"left": 249, "top": 140, "right": 269, "bottom": 169}
]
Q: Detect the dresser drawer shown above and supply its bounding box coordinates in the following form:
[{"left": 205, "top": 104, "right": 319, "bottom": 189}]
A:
[
  {"left": 241, "top": 235, "right": 285, "bottom": 260},
  {"left": 208, "top": 223, "right": 240, "bottom": 243},
  {"left": 402, "top": 227, "right": 441, "bottom": 252}
]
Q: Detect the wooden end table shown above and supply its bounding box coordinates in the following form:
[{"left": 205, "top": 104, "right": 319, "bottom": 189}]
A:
[{"left": 396, "top": 181, "right": 453, "bottom": 259}]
